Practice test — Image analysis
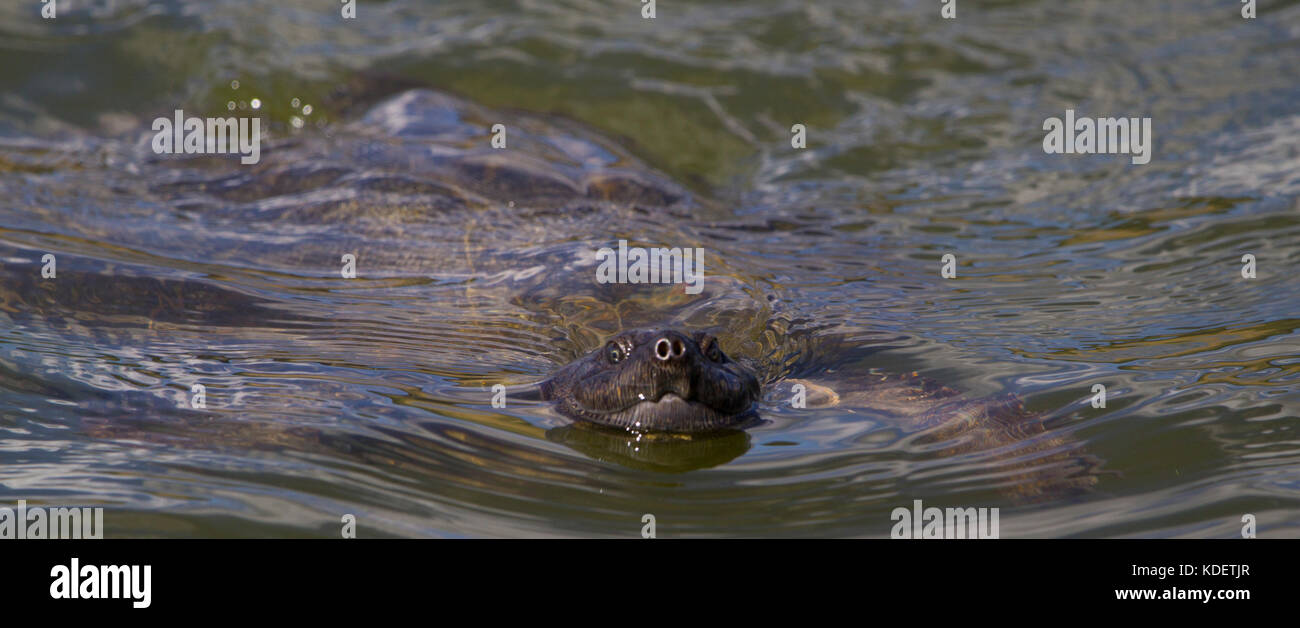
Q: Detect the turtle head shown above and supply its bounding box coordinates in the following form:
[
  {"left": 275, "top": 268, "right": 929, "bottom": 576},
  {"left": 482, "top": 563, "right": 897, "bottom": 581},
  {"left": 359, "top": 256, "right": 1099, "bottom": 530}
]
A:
[{"left": 541, "top": 329, "right": 760, "bottom": 433}]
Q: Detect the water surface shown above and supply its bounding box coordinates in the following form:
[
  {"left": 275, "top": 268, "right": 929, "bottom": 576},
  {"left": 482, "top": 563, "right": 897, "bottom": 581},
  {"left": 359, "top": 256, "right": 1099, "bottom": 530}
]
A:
[{"left": 1, "top": 0, "right": 1299, "bottom": 537}]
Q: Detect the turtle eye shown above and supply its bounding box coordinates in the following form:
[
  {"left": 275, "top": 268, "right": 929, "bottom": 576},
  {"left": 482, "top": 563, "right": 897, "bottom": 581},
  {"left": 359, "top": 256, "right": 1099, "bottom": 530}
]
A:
[
  {"left": 705, "top": 341, "right": 722, "bottom": 362},
  {"left": 606, "top": 342, "right": 625, "bottom": 364}
]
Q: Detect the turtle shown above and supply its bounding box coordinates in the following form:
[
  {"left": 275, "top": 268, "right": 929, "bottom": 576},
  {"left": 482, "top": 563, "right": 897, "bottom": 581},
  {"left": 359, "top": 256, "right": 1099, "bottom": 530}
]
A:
[{"left": 0, "top": 77, "right": 1101, "bottom": 503}]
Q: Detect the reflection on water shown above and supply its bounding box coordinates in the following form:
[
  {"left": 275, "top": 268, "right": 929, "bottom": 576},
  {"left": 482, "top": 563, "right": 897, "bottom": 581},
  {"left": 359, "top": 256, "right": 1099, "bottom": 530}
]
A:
[
  {"left": 549, "top": 424, "right": 752, "bottom": 473},
  {"left": 1, "top": 0, "right": 1299, "bottom": 537}
]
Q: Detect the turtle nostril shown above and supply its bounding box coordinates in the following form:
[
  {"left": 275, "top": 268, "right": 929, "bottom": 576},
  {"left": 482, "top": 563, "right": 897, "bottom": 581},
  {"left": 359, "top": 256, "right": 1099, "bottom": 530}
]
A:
[
  {"left": 671, "top": 339, "right": 685, "bottom": 357},
  {"left": 655, "top": 338, "right": 672, "bottom": 360}
]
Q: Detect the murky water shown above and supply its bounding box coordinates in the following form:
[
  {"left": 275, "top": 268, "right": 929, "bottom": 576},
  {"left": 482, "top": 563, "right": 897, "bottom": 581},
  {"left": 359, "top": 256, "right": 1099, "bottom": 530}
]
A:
[{"left": 1, "top": 0, "right": 1298, "bottom": 537}]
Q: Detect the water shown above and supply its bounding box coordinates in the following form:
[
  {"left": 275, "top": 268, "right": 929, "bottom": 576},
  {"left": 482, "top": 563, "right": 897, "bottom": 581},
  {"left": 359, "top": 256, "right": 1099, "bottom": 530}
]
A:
[{"left": 1, "top": 0, "right": 1298, "bottom": 537}]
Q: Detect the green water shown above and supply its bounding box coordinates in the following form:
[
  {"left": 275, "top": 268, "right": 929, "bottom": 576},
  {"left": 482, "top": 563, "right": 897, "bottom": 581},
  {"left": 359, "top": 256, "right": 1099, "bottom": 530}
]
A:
[{"left": 0, "top": 0, "right": 1298, "bottom": 537}]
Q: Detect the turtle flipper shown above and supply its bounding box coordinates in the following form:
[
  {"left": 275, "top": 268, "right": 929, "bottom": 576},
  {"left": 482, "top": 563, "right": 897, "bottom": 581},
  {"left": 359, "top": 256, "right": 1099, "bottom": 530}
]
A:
[
  {"left": 773, "top": 378, "right": 841, "bottom": 408},
  {"left": 912, "top": 393, "right": 1100, "bottom": 502},
  {"left": 786, "top": 372, "right": 1102, "bottom": 503}
]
